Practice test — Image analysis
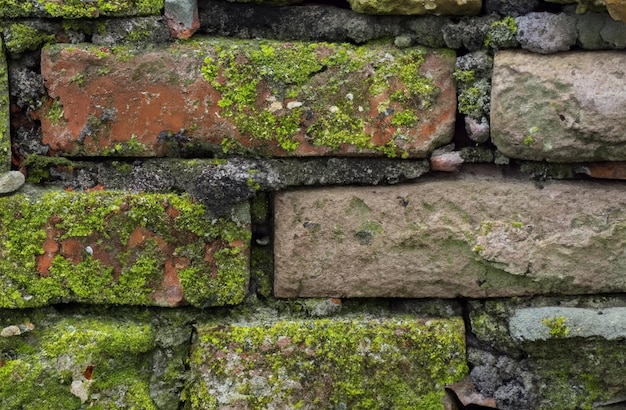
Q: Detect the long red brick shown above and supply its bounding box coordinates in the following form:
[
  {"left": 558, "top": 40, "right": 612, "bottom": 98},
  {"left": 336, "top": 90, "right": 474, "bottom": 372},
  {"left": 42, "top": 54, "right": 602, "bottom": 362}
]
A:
[{"left": 39, "top": 38, "right": 455, "bottom": 158}]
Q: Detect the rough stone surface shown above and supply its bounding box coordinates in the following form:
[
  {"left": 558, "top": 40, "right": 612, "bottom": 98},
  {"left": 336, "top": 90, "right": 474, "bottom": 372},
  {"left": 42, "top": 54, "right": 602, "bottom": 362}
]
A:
[
  {"left": 200, "top": 0, "right": 449, "bottom": 48},
  {"left": 346, "top": 0, "right": 481, "bottom": 16},
  {"left": 275, "top": 172, "right": 626, "bottom": 298},
  {"left": 40, "top": 38, "right": 455, "bottom": 158},
  {"left": 485, "top": 0, "right": 539, "bottom": 16},
  {"left": 186, "top": 316, "right": 467, "bottom": 408},
  {"left": 492, "top": 50, "right": 626, "bottom": 162},
  {"left": 90, "top": 16, "right": 171, "bottom": 45},
  {"left": 0, "top": 170, "right": 25, "bottom": 193},
  {"left": 33, "top": 157, "right": 430, "bottom": 216},
  {"left": 0, "top": 307, "right": 193, "bottom": 409},
  {"left": 0, "top": 190, "right": 250, "bottom": 308},
  {"left": 0, "top": 0, "right": 164, "bottom": 18},
  {"left": 443, "top": 15, "right": 499, "bottom": 51},
  {"left": 469, "top": 296, "right": 626, "bottom": 409},
  {"left": 510, "top": 306, "right": 626, "bottom": 341},
  {"left": 515, "top": 13, "right": 577, "bottom": 53},
  {"left": 165, "top": 0, "right": 200, "bottom": 39}
]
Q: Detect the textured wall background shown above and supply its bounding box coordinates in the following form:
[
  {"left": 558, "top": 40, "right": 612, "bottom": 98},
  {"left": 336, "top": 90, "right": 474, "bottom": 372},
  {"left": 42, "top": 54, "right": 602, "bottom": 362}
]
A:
[{"left": 2, "top": 0, "right": 626, "bottom": 408}]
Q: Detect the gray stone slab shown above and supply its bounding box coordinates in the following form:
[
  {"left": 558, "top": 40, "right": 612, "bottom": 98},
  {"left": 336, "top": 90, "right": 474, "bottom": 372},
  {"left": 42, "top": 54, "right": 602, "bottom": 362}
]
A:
[
  {"left": 274, "top": 173, "right": 626, "bottom": 298},
  {"left": 492, "top": 50, "right": 626, "bottom": 162},
  {"left": 510, "top": 306, "right": 626, "bottom": 341}
]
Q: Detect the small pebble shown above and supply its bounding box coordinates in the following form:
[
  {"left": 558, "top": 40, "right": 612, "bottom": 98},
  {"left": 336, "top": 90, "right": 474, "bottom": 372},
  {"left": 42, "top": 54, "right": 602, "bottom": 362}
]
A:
[{"left": 0, "top": 171, "right": 25, "bottom": 194}]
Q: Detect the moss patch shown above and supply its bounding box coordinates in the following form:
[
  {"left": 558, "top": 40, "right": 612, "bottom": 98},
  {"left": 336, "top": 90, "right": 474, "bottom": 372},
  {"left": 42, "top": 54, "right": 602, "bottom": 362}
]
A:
[
  {"left": 185, "top": 316, "right": 467, "bottom": 409},
  {"left": 0, "top": 191, "right": 250, "bottom": 308},
  {"left": 0, "top": 309, "right": 171, "bottom": 409},
  {"left": 38, "top": 0, "right": 163, "bottom": 18},
  {"left": 3, "top": 23, "right": 55, "bottom": 55},
  {"left": 199, "top": 38, "right": 444, "bottom": 157}
]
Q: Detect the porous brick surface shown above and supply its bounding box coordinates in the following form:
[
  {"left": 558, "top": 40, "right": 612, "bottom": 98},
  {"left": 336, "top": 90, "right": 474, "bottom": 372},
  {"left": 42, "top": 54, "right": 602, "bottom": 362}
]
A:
[
  {"left": 0, "top": 190, "right": 250, "bottom": 308},
  {"left": 186, "top": 315, "right": 467, "bottom": 408},
  {"left": 275, "top": 172, "right": 626, "bottom": 298},
  {"left": 39, "top": 38, "right": 455, "bottom": 158},
  {"left": 492, "top": 50, "right": 626, "bottom": 162}
]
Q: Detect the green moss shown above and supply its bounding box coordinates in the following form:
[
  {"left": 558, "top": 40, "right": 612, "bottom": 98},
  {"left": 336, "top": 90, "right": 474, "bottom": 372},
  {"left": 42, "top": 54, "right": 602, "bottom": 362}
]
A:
[
  {"left": 0, "top": 0, "right": 34, "bottom": 18},
  {"left": 527, "top": 338, "right": 621, "bottom": 409},
  {"left": 0, "top": 313, "right": 159, "bottom": 409},
  {"left": 0, "top": 192, "right": 250, "bottom": 308},
  {"left": 36, "top": 0, "right": 162, "bottom": 18},
  {"left": 200, "top": 39, "right": 441, "bottom": 158},
  {"left": 541, "top": 316, "right": 570, "bottom": 338},
  {"left": 250, "top": 193, "right": 269, "bottom": 225},
  {"left": 457, "top": 78, "right": 491, "bottom": 119},
  {"left": 102, "top": 134, "right": 147, "bottom": 156},
  {"left": 484, "top": 16, "right": 518, "bottom": 50},
  {"left": 4, "top": 24, "right": 55, "bottom": 54},
  {"left": 250, "top": 247, "right": 273, "bottom": 299},
  {"left": 46, "top": 98, "right": 65, "bottom": 126},
  {"left": 186, "top": 317, "right": 467, "bottom": 409},
  {"left": 353, "top": 220, "right": 383, "bottom": 245},
  {"left": 453, "top": 69, "right": 475, "bottom": 84}
]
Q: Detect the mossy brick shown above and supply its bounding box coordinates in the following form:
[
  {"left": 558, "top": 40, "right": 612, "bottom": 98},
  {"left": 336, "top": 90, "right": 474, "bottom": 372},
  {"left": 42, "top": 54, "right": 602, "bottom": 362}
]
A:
[
  {"left": 184, "top": 316, "right": 468, "bottom": 409},
  {"left": 0, "top": 0, "right": 163, "bottom": 18},
  {"left": 39, "top": 37, "right": 455, "bottom": 158},
  {"left": 0, "top": 190, "right": 250, "bottom": 308},
  {"left": 0, "top": 37, "right": 9, "bottom": 173},
  {"left": 0, "top": 307, "right": 193, "bottom": 409},
  {"left": 274, "top": 173, "right": 626, "bottom": 299}
]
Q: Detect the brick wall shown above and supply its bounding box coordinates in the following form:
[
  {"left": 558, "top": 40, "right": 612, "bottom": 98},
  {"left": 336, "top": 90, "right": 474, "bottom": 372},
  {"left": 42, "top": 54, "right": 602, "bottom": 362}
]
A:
[{"left": 2, "top": 0, "right": 626, "bottom": 408}]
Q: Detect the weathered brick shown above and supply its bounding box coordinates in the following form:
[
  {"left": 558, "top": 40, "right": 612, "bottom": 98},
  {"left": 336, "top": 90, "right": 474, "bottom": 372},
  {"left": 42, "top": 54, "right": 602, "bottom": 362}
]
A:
[
  {"left": 492, "top": 50, "right": 626, "bottom": 162},
  {"left": 39, "top": 38, "right": 455, "bottom": 158},
  {"left": 0, "top": 191, "right": 250, "bottom": 308},
  {"left": 185, "top": 316, "right": 467, "bottom": 408},
  {"left": 0, "top": 37, "right": 9, "bottom": 173},
  {"left": 0, "top": 0, "right": 163, "bottom": 18},
  {"left": 274, "top": 174, "right": 626, "bottom": 298}
]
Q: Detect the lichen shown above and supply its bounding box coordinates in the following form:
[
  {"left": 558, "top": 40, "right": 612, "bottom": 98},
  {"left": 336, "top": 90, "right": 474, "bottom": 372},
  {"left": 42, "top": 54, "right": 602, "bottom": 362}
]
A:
[
  {"left": 484, "top": 16, "right": 518, "bottom": 50},
  {"left": 37, "top": 0, "right": 163, "bottom": 18},
  {"left": 199, "top": 38, "right": 442, "bottom": 158},
  {"left": 185, "top": 316, "right": 467, "bottom": 409},
  {"left": 457, "top": 78, "right": 491, "bottom": 119},
  {"left": 541, "top": 316, "right": 570, "bottom": 338},
  {"left": 3, "top": 24, "right": 55, "bottom": 54},
  {"left": 0, "top": 311, "right": 160, "bottom": 408},
  {"left": 0, "top": 0, "right": 34, "bottom": 18}
]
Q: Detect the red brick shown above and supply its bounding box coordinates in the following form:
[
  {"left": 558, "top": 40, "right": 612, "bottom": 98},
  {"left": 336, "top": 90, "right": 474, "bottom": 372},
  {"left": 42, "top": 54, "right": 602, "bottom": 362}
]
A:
[
  {"left": 39, "top": 38, "right": 455, "bottom": 158},
  {"left": 0, "top": 191, "right": 250, "bottom": 308}
]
